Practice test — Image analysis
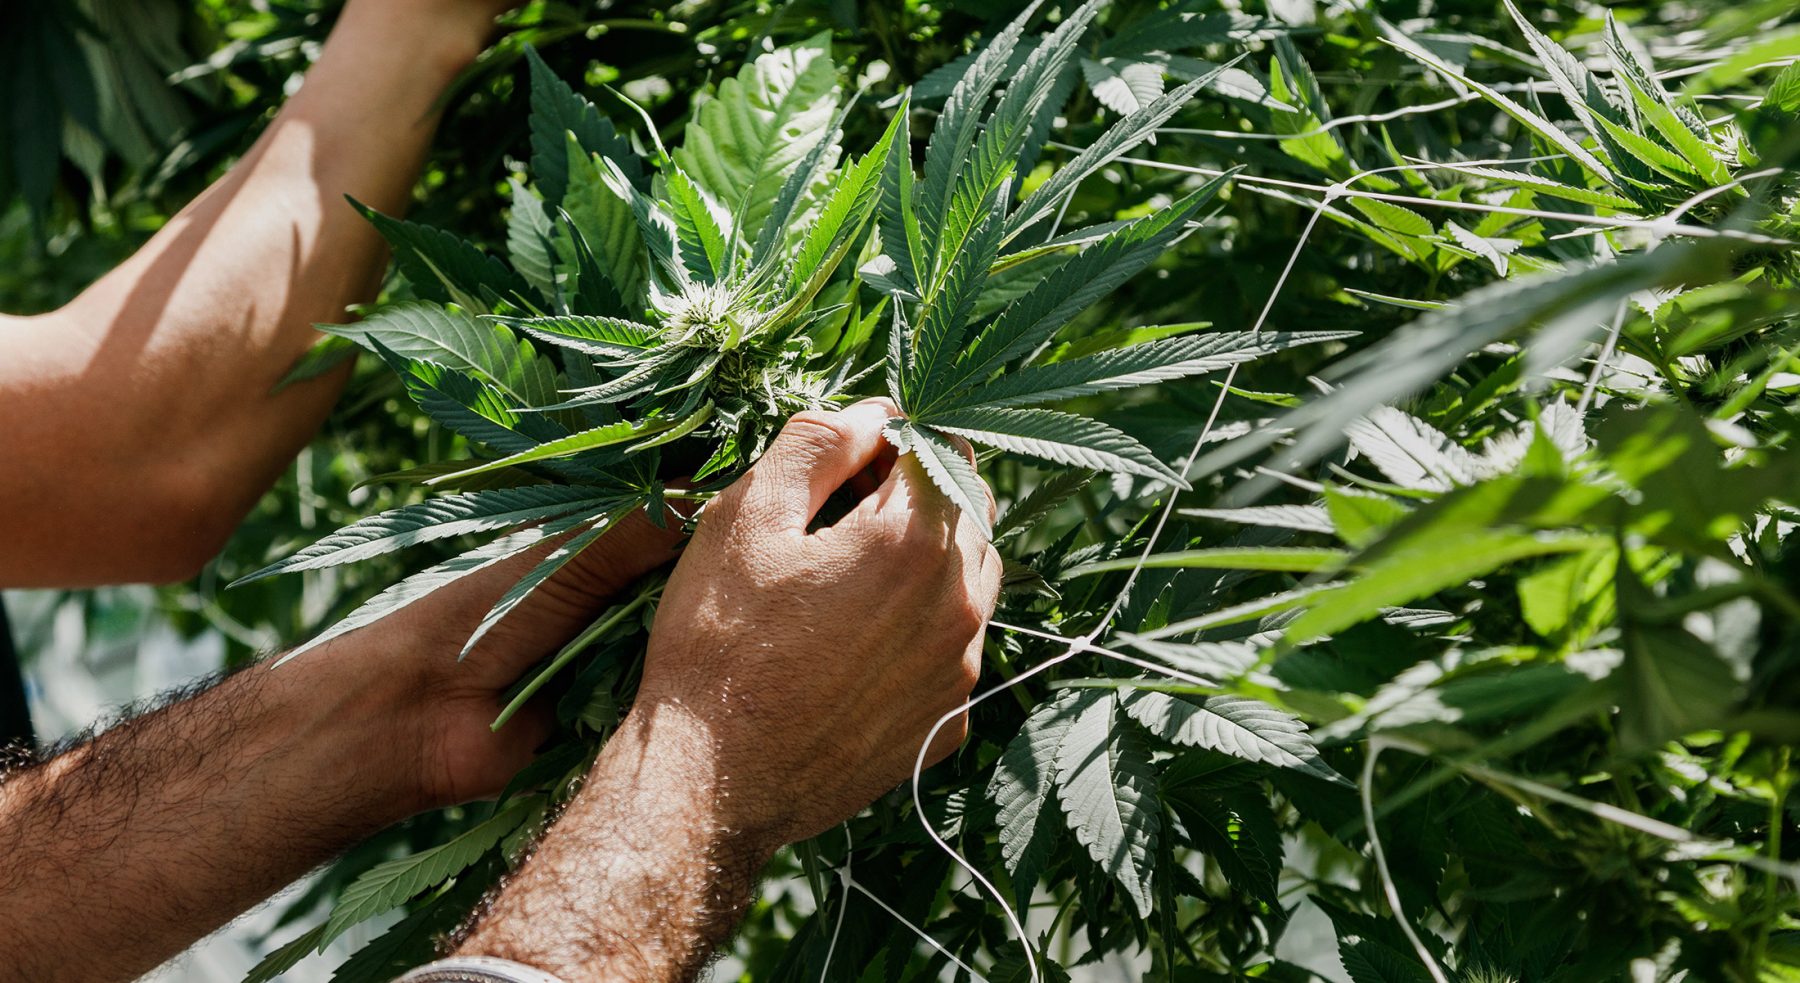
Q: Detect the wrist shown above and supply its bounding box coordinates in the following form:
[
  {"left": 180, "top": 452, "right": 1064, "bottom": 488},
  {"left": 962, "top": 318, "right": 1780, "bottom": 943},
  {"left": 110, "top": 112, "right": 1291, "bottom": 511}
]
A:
[
  {"left": 455, "top": 702, "right": 773, "bottom": 979},
  {"left": 608, "top": 702, "right": 781, "bottom": 866},
  {"left": 283, "top": 622, "right": 448, "bottom": 819},
  {"left": 335, "top": 0, "right": 501, "bottom": 80}
]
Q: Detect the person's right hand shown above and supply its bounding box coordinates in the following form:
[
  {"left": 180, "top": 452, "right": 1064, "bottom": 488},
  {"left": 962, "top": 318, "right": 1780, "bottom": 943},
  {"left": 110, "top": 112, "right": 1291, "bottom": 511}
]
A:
[{"left": 639, "top": 397, "right": 1003, "bottom": 848}]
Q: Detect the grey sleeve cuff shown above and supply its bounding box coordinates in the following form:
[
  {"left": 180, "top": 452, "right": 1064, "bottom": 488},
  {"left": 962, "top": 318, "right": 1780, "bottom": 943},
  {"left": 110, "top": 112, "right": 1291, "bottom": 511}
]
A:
[{"left": 393, "top": 955, "right": 568, "bottom": 983}]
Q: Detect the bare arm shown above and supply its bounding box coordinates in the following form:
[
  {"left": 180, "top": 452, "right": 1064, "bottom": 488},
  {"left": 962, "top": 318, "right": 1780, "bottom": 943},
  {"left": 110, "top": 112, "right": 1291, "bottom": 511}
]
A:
[
  {"left": 457, "top": 400, "right": 1002, "bottom": 980},
  {"left": 0, "top": 0, "right": 509, "bottom": 588},
  {"left": 0, "top": 402, "right": 995, "bottom": 983},
  {"left": 0, "top": 515, "right": 682, "bottom": 983}
]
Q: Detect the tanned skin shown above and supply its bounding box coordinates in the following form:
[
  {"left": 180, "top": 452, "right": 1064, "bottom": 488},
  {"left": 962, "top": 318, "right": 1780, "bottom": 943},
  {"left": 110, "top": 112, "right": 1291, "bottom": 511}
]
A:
[
  {"left": 457, "top": 401, "right": 1000, "bottom": 979},
  {"left": 0, "top": 402, "right": 999, "bottom": 983},
  {"left": 0, "top": 0, "right": 513, "bottom": 587},
  {"left": 0, "top": 0, "right": 1001, "bottom": 976}
]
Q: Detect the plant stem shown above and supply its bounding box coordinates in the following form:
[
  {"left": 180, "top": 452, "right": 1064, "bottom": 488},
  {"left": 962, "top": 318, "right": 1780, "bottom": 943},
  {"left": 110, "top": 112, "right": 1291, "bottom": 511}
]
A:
[
  {"left": 491, "top": 582, "right": 663, "bottom": 730},
  {"left": 1752, "top": 746, "right": 1793, "bottom": 969}
]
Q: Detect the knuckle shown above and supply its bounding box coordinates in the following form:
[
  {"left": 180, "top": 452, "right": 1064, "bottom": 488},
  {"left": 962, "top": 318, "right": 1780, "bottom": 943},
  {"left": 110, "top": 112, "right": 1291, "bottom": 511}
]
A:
[
  {"left": 950, "top": 598, "right": 987, "bottom": 637},
  {"left": 781, "top": 410, "right": 854, "bottom": 450}
]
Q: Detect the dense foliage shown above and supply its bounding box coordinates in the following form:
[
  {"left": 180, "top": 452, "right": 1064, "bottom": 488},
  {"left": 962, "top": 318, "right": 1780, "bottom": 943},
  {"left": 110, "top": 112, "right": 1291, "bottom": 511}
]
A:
[{"left": 11, "top": 1, "right": 1800, "bottom": 981}]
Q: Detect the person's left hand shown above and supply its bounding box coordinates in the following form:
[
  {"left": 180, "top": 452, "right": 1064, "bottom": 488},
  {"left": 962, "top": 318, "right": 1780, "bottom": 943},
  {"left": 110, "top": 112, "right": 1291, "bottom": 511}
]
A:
[{"left": 331, "top": 511, "right": 686, "bottom": 810}]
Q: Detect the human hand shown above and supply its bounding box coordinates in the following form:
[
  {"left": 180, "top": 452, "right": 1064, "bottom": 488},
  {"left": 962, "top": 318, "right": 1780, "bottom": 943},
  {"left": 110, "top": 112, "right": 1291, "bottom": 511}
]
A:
[
  {"left": 356, "top": 510, "right": 685, "bottom": 810},
  {"left": 636, "top": 397, "right": 1003, "bottom": 849},
  {"left": 449, "top": 399, "right": 1001, "bottom": 978}
]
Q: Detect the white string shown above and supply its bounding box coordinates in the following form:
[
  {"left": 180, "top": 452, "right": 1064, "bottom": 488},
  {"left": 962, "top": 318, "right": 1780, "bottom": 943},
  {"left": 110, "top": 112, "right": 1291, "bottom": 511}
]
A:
[
  {"left": 1576, "top": 301, "right": 1630, "bottom": 414},
  {"left": 880, "top": 89, "right": 1790, "bottom": 983},
  {"left": 1058, "top": 149, "right": 1795, "bottom": 246},
  {"left": 817, "top": 825, "right": 854, "bottom": 981},
  {"left": 1575, "top": 166, "right": 1786, "bottom": 413},
  {"left": 896, "top": 158, "right": 1342, "bottom": 982},
  {"left": 848, "top": 878, "right": 988, "bottom": 980},
  {"left": 1361, "top": 739, "right": 1455, "bottom": 983},
  {"left": 1374, "top": 735, "right": 1800, "bottom": 889}
]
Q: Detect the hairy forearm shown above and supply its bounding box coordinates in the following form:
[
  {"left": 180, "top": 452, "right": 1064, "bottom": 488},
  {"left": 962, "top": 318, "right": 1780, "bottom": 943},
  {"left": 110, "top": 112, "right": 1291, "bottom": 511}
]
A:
[
  {"left": 455, "top": 702, "right": 774, "bottom": 982},
  {"left": 0, "top": 636, "right": 430, "bottom": 982},
  {"left": 0, "top": 0, "right": 499, "bottom": 587}
]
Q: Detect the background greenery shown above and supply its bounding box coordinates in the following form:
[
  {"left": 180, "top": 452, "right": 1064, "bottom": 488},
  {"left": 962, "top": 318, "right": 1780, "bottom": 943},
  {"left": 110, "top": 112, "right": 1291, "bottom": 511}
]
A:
[{"left": 7, "top": 0, "right": 1800, "bottom": 980}]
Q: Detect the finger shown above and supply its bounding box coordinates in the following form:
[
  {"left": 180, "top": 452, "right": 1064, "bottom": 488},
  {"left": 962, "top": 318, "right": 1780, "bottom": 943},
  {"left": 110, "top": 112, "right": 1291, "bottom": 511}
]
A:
[
  {"left": 735, "top": 398, "right": 900, "bottom": 532},
  {"left": 857, "top": 449, "right": 996, "bottom": 539},
  {"left": 846, "top": 441, "right": 900, "bottom": 498},
  {"left": 937, "top": 432, "right": 998, "bottom": 526}
]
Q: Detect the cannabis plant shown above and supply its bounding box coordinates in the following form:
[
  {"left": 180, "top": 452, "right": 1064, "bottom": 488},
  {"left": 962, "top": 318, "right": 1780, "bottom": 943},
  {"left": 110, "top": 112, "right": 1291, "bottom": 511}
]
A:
[
  {"left": 219, "top": 1, "right": 1800, "bottom": 980},
  {"left": 239, "top": 6, "right": 1345, "bottom": 978}
]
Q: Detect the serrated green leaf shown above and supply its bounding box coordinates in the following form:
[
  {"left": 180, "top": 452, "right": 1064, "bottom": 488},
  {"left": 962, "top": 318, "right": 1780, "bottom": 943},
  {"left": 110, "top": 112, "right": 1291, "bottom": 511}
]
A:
[
  {"left": 353, "top": 200, "right": 533, "bottom": 311},
  {"left": 1616, "top": 553, "right": 1741, "bottom": 750},
  {"left": 1008, "top": 68, "right": 1223, "bottom": 242},
  {"left": 994, "top": 467, "right": 1097, "bottom": 543},
  {"left": 1123, "top": 690, "right": 1349, "bottom": 786},
  {"left": 1346, "top": 406, "right": 1480, "bottom": 491},
  {"left": 1500, "top": 0, "right": 1626, "bottom": 154},
  {"left": 1617, "top": 74, "right": 1730, "bottom": 187},
  {"left": 918, "top": 5, "right": 1034, "bottom": 258},
  {"left": 427, "top": 415, "right": 675, "bottom": 486},
  {"left": 371, "top": 340, "right": 572, "bottom": 456},
  {"left": 236, "top": 486, "right": 614, "bottom": 585},
  {"left": 1380, "top": 20, "right": 1613, "bottom": 183},
  {"left": 924, "top": 0, "right": 1102, "bottom": 282},
  {"left": 1167, "top": 785, "right": 1284, "bottom": 910},
  {"left": 242, "top": 925, "right": 327, "bottom": 983},
  {"left": 1182, "top": 504, "right": 1334, "bottom": 534},
  {"left": 664, "top": 163, "right": 732, "bottom": 283},
  {"left": 672, "top": 33, "right": 840, "bottom": 240},
  {"left": 877, "top": 105, "right": 925, "bottom": 294},
  {"left": 1768, "top": 63, "right": 1800, "bottom": 113},
  {"left": 1436, "top": 162, "right": 1638, "bottom": 210},
  {"left": 991, "top": 689, "right": 1088, "bottom": 886},
  {"left": 526, "top": 45, "right": 644, "bottom": 206},
  {"left": 945, "top": 329, "right": 1348, "bottom": 412},
  {"left": 750, "top": 99, "right": 852, "bottom": 278},
  {"left": 775, "top": 111, "right": 901, "bottom": 322},
  {"left": 1069, "top": 546, "right": 1350, "bottom": 577},
  {"left": 888, "top": 421, "right": 992, "bottom": 532},
  {"left": 1080, "top": 57, "right": 1165, "bottom": 116},
  {"left": 1055, "top": 692, "right": 1160, "bottom": 917},
  {"left": 1269, "top": 44, "right": 1352, "bottom": 178},
  {"left": 933, "top": 177, "right": 1231, "bottom": 409},
  {"left": 326, "top": 303, "right": 558, "bottom": 407},
  {"left": 1340, "top": 939, "right": 1436, "bottom": 983},
  {"left": 319, "top": 801, "right": 529, "bottom": 947},
  {"left": 276, "top": 335, "right": 357, "bottom": 391},
  {"left": 909, "top": 177, "right": 1010, "bottom": 406},
  {"left": 1325, "top": 486, "right": 1412, "bottom": 547},
  {"left": 1593, "top": 114, "right": 1700, "bottom": 185},
  {"left": 507, "top": 178, "right": 559, "bottom": 297},
  {"left": 929, "top": 406, "right": 1183, "bottom": 486},
  {"left": 500, "top": 313, "right": 657, "bottom": 357},
  {"left": 458, "top": 505, "right": 632, "bottom": 660},
  {"left": 560, "top": 137, "right": 644, "bottom": 305},
  {"left": 280, "top": 513, "right": 592, "bottom": 662},
  {"left": 1284, "top": 528, "right": 1609, "bottom": 644}
]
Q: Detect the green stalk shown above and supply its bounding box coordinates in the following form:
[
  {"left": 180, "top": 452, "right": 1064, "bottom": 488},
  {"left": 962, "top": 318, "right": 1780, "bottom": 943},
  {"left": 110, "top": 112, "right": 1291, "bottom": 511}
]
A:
[
  {"left": 1751, "top": 745, "right": 1792, "bottom": 970},
  {"left": 492, "top": 582, "right": 663, "bottom": 730}
]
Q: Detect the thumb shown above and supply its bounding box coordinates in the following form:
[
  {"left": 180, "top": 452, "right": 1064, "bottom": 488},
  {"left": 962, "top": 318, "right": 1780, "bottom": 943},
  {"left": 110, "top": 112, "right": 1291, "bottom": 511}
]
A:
[{"left": 730, "top": 398, "right": 900, "bottom": 532}]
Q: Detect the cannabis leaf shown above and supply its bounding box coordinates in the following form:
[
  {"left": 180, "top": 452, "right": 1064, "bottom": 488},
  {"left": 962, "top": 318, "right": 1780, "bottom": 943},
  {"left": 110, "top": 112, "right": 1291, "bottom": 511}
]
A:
[{"left": 1055, "top": 692, "right": 1160, "bottom": 916}]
